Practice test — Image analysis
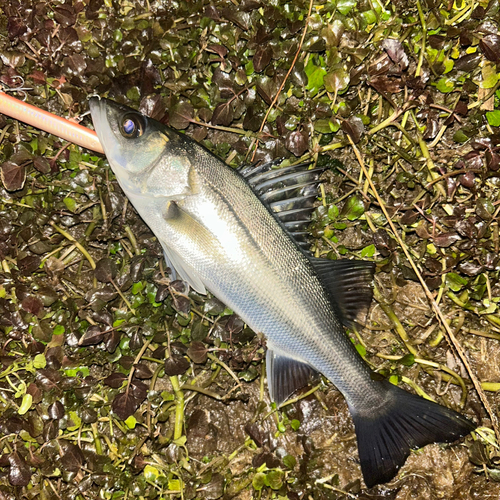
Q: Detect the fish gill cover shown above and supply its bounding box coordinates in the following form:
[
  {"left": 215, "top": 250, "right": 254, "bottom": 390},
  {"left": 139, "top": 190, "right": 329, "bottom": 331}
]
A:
[{"left": 0, "top": 0, "right": 499, "bottom": 498}]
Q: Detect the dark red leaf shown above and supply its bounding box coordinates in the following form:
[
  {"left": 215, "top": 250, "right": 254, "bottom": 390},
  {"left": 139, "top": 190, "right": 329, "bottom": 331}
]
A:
[
  {"left": 1, "top": 161, "right": 26, "bottom": 191},
  {"left": 187, "top": 341, "right": 208, "bottom": 364},
  {"left": 94, "top": 258, "right": 117, "bottom": 283},
  {"left": 341, "top": 116, "right": 364, "bottom": 144},
  {"left": 112, "top": 391, "right": 139, "bottom": 420},
  {"left": 134, "top": 363, "right": 153, "bottom": 379},
  {"left": 130, "top": 380, "right": 148, "bottom": 402},
  {"left": 164, "top": 353, "right": 190, "bottom": 376},
  {"left": 285, "top": 130, "right": 308, "bottom": 156},
  {"left": 79, "top": 325, "right": 105, "bottom": 346},
  {"left": 8, "top": 451, "right": 31, "bottom": 486},
  {"left": 206, "top": 44, "right": 228, "bottom": 58},
  {"left": 60, "top": 442, "right": 84, "bottom": 473},
  {"left": 480, "top": 34, "right": 500, "bottom": 63},
  {"left": 169, "top": 102, "right": 194, "bottom": 130},
  {"left": 48, "top": 401, "right": 65, "bottom": 420},
  {"left": 253, "top": 45, "right": 273, "bottom": 73},
  {"left": 455, "top": 53, "right": 481, "bottom": 72},
  {"left": 381, "top": 38, "right": 408, "bottom": 71},
  {"left": 433, "top": 232, "right": 461, "bottom": 247},
  {"left": 21, "top": 296, "right": 43, "bottom": 316},
  {"left": 103, "top": 372, "right": 127, "bottom": 388},
  {"left": 36, "top": 369, "right": 62, "bottom": 393},
  {"left": 486, "top": 150, "right": 499, "bottom": 171},
  {"left": 211, "top": 102, "right": 234, "bottom": 127},
  {"left": 369, "top": 76, "right": 402, "bottom": 94}
]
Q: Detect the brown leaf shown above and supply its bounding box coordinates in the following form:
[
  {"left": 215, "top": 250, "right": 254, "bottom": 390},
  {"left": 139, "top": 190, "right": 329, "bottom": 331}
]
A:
[
  {"left": 433, "top": 232, "right": 461, "bottom": 247},
  {"left": 341, "top": 116, "right": 364, "bottom": 144},
  {"left": 164, "top": 353, "right": 190, "bottom": 376},
  {"left": 8, "top": 451, "right": 31, "bottom": 486},
  {"left": 381, "top": 38, "right": 408, "bottom": 71},
  {"left": 169, "top": 102, "right": 194, "bottom": 130},
  {"left": 79, "top": 325, "right": 105, "bottom": 346},
  {"left": 480, "top": 34, "right": 500, "bottom": 63},
  {"left": 285, "top": 130, "right": 308, "bottom": 156},
  {"left": 187, "top": 341, "right": 208, "bottom": 364},
  {"left": 253, "top": 45, "right": 273, "bottom": 73},
  {"left": 94, "top": 258, "right": 117, "bottom": 283},
  {"left": 134, "top": 363, "right": 153, "bottom": 379},
  {"left": 103, "top": 372, "right": 127, "bottom": 388},
  {"left": 21, "top": 296, "right": 43, "bottom": 316},
  {"left": 211, "top": 102, "right": 234, "bottom": 127},
  {"left": 1, "top": 161, "right": 26, "bottom": 191},
  {"left": 112, "top": 391, "right": 139, "bottom": 420}
]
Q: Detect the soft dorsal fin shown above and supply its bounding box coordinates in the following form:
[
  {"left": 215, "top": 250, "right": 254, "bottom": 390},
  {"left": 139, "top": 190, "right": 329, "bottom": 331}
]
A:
[
  {"left": 238, "top": 160, "right": 325, "bottom": 250},
  {"left": 266, "top": 348, "right": 318, "bottom": 406},
  {"left": 310, "top": 258, "right": 375, "bottom": 328}
]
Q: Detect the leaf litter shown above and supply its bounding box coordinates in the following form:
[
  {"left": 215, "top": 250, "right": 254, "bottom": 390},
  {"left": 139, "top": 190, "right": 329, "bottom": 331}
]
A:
[{"left": 1, "top": 0, "right": 500, "bottom": 498}]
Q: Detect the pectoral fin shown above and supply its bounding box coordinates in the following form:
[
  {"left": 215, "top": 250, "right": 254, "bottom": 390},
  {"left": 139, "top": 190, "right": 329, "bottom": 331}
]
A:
[
  {"left": 266, "top": 349, "right": 318, "bottom": 406},
  {"left": 160, "top": 201, "right": 207, "bottom": 294}
]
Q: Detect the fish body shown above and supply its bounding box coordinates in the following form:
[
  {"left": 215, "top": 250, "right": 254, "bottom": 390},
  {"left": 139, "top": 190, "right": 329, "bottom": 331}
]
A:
[{"left": 89, "top": 97, "right": 474, "bottom": 488}]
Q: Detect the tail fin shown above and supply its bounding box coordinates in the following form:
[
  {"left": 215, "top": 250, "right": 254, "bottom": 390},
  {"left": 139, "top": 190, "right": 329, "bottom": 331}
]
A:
[{"left": 351, "top": 380, "right": 475, "bottom": 488}]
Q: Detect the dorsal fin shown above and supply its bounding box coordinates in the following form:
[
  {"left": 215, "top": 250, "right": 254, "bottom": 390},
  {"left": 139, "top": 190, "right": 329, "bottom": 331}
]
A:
[
  {"left": 310, "top": 258, "right": 375, "bottom": 328},
  {"left": 238, "top": 160, "right": 325, "bottom": 251}
]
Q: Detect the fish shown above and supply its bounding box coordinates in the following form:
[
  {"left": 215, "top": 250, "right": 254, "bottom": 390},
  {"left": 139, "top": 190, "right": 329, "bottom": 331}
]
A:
[{"left": 89, "top": 96, "right": 475, "bottom": 488}]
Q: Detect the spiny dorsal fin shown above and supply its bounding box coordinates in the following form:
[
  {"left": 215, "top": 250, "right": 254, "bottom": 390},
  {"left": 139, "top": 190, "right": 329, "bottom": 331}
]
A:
[
  {"left": 310, "top": 258, "right": 375, "bottom": 328},
  {"left": 266, "top": 348, "right": 318, "bottom": 406},
  {"left": 238, "top": 160, "right": 325, "bottom": 250}
]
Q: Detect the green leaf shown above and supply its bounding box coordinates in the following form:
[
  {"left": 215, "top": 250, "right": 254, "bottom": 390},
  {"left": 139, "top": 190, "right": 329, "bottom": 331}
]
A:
[
  {"left": 486, "top": 110, "right": 500, "bottom": 127},
  {"left": 445, "top": 272, "right": 468, "bottom": 292},
  {"left": 324, "top": 68, "right": 350, "bottom": 93},
  {"left": 290, "top": 419, "right": 301, "bottom": 431},
  {"left": 389, "top": 374, "right": 399, "bottom": 385},
  {"left": 340, "top": 195, "right": 365, "bottom": 221},
  {"left": 252, "top": 472, "right": 267, "bottom": 491},
  {"left": 355, "top": 343, "right": 366, "bottom": 356},
  {"left": 33, "top": 353, "right": 46, "bottom": 369},
  {"left": 145, "top": 465, "right": 160, "bottom": 481},
  {"left": 305, "top": 58, "right": 326, "bottom": 97},
  {"left": 125, "top": 415, "right": 137, "bottom": 429},
  {"left": 18, "top": 394, "right": 32, "bottom": 415},
  {"left": 283, "top": 455, "right": 297, "bottom": 469},
  {"left": 53, "top": 325, "right": 65, "bottom": 336},
  {"left": 336, "top": 0, "right": 356, "bottom": 15},
  {"left": 400, "top": 353, "right": 415, "bottom": 366},
  {"left": 63, "top": 197, "right": 77, "bottom": 213},
  {"left": 328, "top": 205, "right": 339, "bottom": 220},
  {"left": 435, "top": 78, "right": 455, "bottom": 93},
  {"left": 267, "top": 470, "right": 283, "bottom": 490},
  {"left": 360, "top": 244, "right": 376, "bottom": 258}
]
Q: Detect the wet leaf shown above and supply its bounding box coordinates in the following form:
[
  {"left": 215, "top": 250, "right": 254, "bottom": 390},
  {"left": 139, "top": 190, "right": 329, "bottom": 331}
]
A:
[
  {"left": 211, "top": 102, "right": 234, "bottom": 127},
  {"left": 164, "top": 353, "right": 190, "bottom": 376},
  {"left": 341, "top": 116, "right": 364, "bottom": 143},
  {"left": 187, "top": 341, "right": 208, "bottom": 364},
  {"left": 480, "top": 34, "right": 500, "bottom": 63},
  {"left": 94, "top": 258, "right": 117, "bottom": 283},
  {"left": 112, "top": 391, "right": 139, "bottom": 420},
  {"left": 381, "top": 38, "right": 408, "bottom": 71},
  {"left": 21, "top": 296, "right": 43, "bottom": 316},
  {"left": 48, "top": 401, "right": 65, "bottom": 420},
  {"left": 1, "top": 161, "right": 26, "bottom": 191},
  {"left": 134, "top": 363, "right": 153, "bottom": 379},
  {"left": 169, "top": 102, "right": 194, "bottom": 130},
  {"left": 285, "top": 130, "right": 308, "bottom": 157},
  {"left": 104, "top": 372, "right": 127, "bottom": 388},
  {"left": 253, "top": 45, "right": 272, "bottom": 73},
  {"left": 8, "top": 451, "right": 31, "bottom": 486},
  {"left": 476, "top": 198, "right": 494, "bottom": 220},
  {"left": 340, "top": 195, "right": 365, "bottom": 221},
  {"left": 60, "top": 442, "right": 84, "bottom": 473},
  {"left": 324, "top": 67, "right": 349, "bottom": 93},
  {"left": 79, "top": 325, "right": 105, "bottom": 346},
  {"left": 446, "top": 272, "right": 468, "bottom": 292},
  {"left": 433, "top": 232, "right": 461, "bottom": 247}
]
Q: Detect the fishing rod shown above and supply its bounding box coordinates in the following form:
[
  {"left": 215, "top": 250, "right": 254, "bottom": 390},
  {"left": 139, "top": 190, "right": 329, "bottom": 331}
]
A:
[{"left": 0, "top": 90, "right": 104, "bottom": 154}]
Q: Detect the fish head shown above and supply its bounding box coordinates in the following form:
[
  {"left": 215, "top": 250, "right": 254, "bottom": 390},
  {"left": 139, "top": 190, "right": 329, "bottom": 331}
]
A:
[{"left": 89, "top": 97, "right": 196, "bottom": 200}]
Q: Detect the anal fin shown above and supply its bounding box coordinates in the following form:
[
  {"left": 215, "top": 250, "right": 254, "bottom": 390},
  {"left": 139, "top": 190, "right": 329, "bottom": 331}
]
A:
[{"left": 266, "top": 349, "right": 318, "bottom": 406}]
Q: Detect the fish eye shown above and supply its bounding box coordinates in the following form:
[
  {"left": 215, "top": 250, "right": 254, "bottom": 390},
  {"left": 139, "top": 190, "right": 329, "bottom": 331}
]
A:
[{"left": 120, "top": 114, "right": 144, "bottom": 139}]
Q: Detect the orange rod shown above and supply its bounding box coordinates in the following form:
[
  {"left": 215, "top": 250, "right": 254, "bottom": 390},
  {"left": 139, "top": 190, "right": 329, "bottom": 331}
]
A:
[{"left": 0, "top": 91, "right": 104, "bottom": 154}]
